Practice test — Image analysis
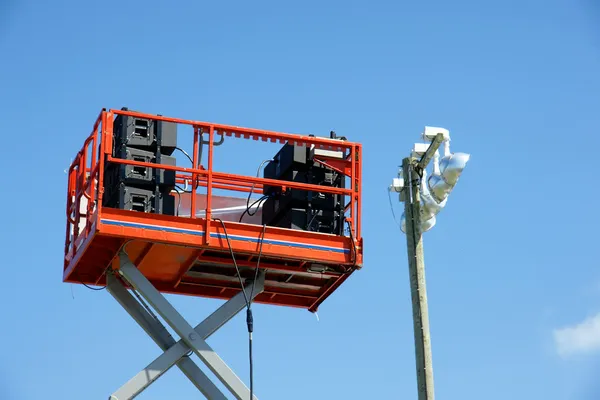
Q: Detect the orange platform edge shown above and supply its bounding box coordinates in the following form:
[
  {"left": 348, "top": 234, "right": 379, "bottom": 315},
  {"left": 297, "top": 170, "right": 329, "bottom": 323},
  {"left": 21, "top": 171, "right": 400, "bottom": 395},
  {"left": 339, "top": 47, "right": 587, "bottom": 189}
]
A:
[{"left": 64, "top": 108, "right": 363, "bottom": 312}]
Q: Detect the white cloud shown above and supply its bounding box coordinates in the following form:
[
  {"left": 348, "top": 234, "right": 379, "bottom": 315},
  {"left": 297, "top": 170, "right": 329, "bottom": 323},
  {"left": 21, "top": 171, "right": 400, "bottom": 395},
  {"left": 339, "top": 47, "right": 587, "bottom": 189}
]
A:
[{"left": 553, "top": 313, "right": 600, "bottom": 357}]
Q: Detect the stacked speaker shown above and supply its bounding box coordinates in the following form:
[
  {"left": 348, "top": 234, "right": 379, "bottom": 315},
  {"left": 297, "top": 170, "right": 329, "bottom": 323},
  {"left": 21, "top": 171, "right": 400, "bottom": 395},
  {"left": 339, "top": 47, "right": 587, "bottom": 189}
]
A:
[
  {"left": 102, "top": 108, "right": 178, "bottom": 216},
  {"left": 261, "top": 133, "right": 346, "bottom": 235}
]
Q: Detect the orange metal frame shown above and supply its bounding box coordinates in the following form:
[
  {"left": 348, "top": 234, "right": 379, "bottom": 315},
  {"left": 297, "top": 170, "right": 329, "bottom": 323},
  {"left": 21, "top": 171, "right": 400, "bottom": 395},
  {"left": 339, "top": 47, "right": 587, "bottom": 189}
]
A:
[{"left": 64, "top": 108, "right": 363, "bottom": 312}]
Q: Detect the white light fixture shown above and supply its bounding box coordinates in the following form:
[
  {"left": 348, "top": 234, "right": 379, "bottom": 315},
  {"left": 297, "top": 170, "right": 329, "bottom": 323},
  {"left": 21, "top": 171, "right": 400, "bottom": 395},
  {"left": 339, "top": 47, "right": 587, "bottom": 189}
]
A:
[
  {"left": 391, "top": 126, "right": 469, "bottom": 233},
  {"left": 422, "top": 126, "right": 450, "bottom": 142},
  {"left": 428, "top": 151, "right": 470, "bottom": 204}
]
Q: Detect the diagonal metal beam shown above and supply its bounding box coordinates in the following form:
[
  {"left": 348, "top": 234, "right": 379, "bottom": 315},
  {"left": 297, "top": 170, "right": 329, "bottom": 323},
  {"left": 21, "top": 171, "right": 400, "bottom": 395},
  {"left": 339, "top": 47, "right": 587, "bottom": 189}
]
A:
[
  {"left": 417, "top": 133, "right": 444, "bottom": 171},
  {"left": 106, "top": 273, "right": 226, "bottom": 400},
  {"left": 109, "top": 268, "right": 265, "bottom": 399},
  {"left": 118, "top": 251, "right": 262, "bottom": 400}
]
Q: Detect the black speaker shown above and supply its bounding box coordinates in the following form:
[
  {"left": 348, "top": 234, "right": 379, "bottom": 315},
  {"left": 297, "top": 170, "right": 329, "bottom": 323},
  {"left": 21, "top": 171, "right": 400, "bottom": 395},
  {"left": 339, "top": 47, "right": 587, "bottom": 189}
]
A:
[
  {"left": 112, "top": 111, "right": 178, "bottom": 156},
  {"left": 261, "top": 142, "right": 345, "bottom": 235},
  {"left": 106, "top": 147, "right": 176, "bottom": 188},
  {"left": 265, "top": 207, "right": 344, "bottom": 234},
  {"left": 102, "top": 108, "right": 179, "bottom": 217},
  {"left": 262, "top": 144, "right": 310, "bottom": 196},
  {"left": 103, "top": 184, "right": 175, "bottom": 216}
]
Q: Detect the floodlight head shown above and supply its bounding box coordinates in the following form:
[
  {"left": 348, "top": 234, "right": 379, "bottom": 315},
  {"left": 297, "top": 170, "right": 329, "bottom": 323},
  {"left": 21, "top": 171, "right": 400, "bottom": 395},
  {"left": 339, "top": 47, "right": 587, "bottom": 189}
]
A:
[
  {"left": 422, "top": 215, "right": 436, "bottom": 231},
  {"left": 440, "top": 152, "right": 470, "bottom": 184},
  {"left": 428, "top": 152, "right": 470, "bottom": 203},
  {"left": 421, "top": 186, "right": 446, "bottom": 221},
  {"left": 391, "top": 126, "right": 469, "bottom": 233},
  {"left": 400, "top": 213, "right": 436, "bottom": 233},
  {"left": 422, "top": 126, "right": 450, "bottom": 142},
  {"left": 397, "top": 168, "right": 440, "bottom": 233}
]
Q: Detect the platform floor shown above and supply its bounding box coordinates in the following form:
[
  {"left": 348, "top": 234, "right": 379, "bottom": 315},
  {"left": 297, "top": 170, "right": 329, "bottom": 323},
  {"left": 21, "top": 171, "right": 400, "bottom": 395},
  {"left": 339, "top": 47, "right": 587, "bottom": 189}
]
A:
[{"left": 64, "top": 207, "right": 359, "bottom": 311}]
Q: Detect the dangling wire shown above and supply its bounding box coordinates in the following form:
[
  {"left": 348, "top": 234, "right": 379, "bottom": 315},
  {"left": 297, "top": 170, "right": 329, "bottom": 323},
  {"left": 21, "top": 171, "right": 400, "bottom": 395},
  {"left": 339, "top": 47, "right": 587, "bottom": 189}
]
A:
[
  {"left": 239, "top": 195, "right": 271, "bottom": 223},
  {"left": 387, "top": 187, "right": 402, "bottom": 230},
  {"left": 214, "top": 218, "right": 249, "bottom": 306},
  {"left": 240, "top": 159, "right": 273, "bottom": 224},
  {"left": 81, "top": 282, "right": 105, "bottom": 291},
  {"left": 248, "top": 224, "right": 266, "bottom": 400},
  {"left": 213, "top": 218, "right": 267, "bottom": 400},
  {"left": 249, "top": 224, "right": 267, "bottom": 302}
]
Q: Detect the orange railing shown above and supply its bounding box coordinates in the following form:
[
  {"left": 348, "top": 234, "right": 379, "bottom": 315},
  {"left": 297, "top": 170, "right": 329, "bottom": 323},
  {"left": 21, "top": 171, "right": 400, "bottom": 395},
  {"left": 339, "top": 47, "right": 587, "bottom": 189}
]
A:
[
  {"left": 65, "top": 108, "right": 362, "bottom": 260},
  {"left": 65, "top": 109, "right": 105, "bottom": 260}
]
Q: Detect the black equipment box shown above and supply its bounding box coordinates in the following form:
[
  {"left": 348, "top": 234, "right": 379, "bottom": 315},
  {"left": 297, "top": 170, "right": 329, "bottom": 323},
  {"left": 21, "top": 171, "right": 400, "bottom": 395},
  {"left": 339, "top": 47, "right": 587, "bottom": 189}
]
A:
[
  {"left": 262, "top": 144, "right": 310, "bottom": 196},
  {"left": 102, "top": 107, "right": 179, "bottom": 217},
  {"left": 103, "top": 184, "right": 175, "bottom": 216},
  {"left": 265, "top": 207, "right": 344, "bottom": 235},
  {"left": 261, "top": 142, "right": 345, "bottom": 235},
  {"left": 112, "top": 112, "right": 178, "bottom": 156},
  {"left": 105, "top": 147, "right": 176, "bottom": 188}
]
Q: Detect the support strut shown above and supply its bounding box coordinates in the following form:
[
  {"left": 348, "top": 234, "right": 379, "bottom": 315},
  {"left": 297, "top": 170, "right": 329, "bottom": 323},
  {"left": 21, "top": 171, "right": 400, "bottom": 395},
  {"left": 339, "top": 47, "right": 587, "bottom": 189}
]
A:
[{"left": 107, "top": 251, "right": 265, "bottom": 400}]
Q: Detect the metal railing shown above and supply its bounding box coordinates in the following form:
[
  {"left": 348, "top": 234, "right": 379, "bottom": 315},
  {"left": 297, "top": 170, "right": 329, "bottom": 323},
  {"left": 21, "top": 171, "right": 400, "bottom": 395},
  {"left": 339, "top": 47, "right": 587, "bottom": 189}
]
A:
[
  {"left": 65, "top": 108, "right": 362, "bottom": 261},
  {"left": 65, "top": 110, "right": 105, "bottom": 259}
]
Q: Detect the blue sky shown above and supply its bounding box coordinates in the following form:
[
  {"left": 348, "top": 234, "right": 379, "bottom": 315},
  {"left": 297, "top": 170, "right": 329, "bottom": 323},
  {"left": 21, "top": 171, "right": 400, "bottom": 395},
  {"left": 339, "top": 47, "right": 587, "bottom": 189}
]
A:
[{"left": 1, "top": 0, "right": 600, "bottom": 399}]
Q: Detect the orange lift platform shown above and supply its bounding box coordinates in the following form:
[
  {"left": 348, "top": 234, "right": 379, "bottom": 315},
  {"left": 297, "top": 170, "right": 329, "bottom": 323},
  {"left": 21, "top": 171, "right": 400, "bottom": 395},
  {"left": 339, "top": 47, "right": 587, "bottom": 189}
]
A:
[{"left": 64, "top": 108, "right": 363, "bottom": 399}]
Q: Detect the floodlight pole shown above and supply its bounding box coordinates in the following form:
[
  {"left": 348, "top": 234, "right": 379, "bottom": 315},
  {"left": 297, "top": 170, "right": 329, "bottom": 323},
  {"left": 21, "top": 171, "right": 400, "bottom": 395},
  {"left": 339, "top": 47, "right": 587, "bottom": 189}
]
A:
[{"left": 402, "top": 133, "right": 443, "bottom": 400}]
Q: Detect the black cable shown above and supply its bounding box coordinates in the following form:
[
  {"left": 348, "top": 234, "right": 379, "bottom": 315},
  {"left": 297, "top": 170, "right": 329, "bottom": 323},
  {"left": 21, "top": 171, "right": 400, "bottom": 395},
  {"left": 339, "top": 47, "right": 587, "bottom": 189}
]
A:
[
  {"left": 247, "top": 195, "right": 269, "bottom": 217},
  {"left": 214, "top": 217, "right": 267, "bottom": 400},
  {"left": 248, "top": 223, "right": 266, "bottom": 400},
  {"left": 81, "top": 282, "right": 106, "bottom": 291},
  {"left": 307, "top": 209, "right": 319, "bottom": 231},
  {"left": 80, "top": 240, "right": 134, "bottom": 291},
  {"left": 387, "top": 188, "right": 403, "bottom": 230},
  {"left": 249, "top": 334, "right": 254, "bottom": 400},
  {"left": 214, "top": 218, "right": 249, "bottom": 306},
  {"left": 173, "top": 184, "right": 199, "bottom": 217},
  {"left": 174, "top": 184, "right": 192, "bottom": 193},
  {"left": 249, "top": 223, "right": 267, "bottom": 302},
  {"left": 239, "top": 194, "right": 270, "bottom": 223},
  {"left": 175, "top": 147, "right": 194, "bottom": 164},
  {"left": 246, "top": 159, "right": 273, "bottom": 210},
  {"left": 171, "top": 146, "right": 192, "bottom": 217}
]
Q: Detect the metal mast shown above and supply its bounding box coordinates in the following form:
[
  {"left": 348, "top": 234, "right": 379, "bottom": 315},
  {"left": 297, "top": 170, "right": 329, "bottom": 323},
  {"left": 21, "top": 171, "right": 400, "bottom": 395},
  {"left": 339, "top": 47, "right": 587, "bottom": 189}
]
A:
[
  {"left": 391, "top": 128, "right": 470, "bottom": 400},
  {"left": 402, "top": 133, "right": 443, "bottom": 400}
]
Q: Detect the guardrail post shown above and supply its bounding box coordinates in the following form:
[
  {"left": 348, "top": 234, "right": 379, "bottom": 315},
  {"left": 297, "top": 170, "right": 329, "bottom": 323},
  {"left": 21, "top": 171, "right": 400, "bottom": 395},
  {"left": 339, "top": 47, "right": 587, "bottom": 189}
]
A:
[{"left": 205, "top": 126, "right": 215, "bottom": 245}]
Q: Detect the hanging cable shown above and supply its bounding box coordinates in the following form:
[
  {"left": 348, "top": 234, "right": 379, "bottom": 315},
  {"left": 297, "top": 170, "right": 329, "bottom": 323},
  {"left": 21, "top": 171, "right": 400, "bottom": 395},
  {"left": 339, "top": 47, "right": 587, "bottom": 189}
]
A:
[
  {"left": 387, "top": 187, "right": 403, "bottom": 230},
  {"left": 242, "top": 159, "right": 273, "bottom": 223},
  {"left": 80, "top": 240, "right": 133, "bottom": 291},
  {"left": 239, "top": 194, "right": 270, "bottom": 223},
  {"left": 249, "top": 223, "right": 267, "bottom": 302},
  {"left": 247, "top": 159, "right": 273, "bottom": 206},
  {"left": 307, "top": 210, "right": 319, "bottom": 231},
  {"left": 214, "top": 218, "right": 249, "bottom": 306},
  {"left": 80, "top": 281, "right": 106, "bottom": 291},
  {"left": 247, "top": 195, "right": 269, "bottom": 217},
  {"left": 248, "top": 223, "right": 266, "bottom": 400},
  {"left": 213, "top": 218, "right": 266, "bottom": 400},
  {"left": 174, "top": 147, "right": 193, "bottom": 164}
]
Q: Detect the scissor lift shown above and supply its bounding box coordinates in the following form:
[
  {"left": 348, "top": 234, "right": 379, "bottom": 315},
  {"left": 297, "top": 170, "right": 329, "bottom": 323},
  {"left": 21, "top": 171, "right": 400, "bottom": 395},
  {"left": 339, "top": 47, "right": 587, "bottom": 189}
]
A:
[{"left": 64, "top": 109, "right": 363, "bottom": 399}]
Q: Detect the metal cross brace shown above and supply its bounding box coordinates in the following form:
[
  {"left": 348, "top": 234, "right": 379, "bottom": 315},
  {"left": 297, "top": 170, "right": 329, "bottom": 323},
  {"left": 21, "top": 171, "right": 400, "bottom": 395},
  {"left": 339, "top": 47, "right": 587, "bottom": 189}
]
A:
[{"left": 107, "top": 251, "right": 265, "bottom": 400}]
